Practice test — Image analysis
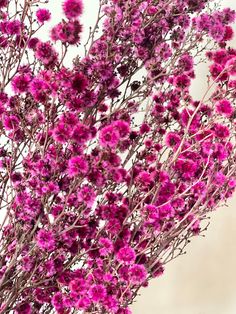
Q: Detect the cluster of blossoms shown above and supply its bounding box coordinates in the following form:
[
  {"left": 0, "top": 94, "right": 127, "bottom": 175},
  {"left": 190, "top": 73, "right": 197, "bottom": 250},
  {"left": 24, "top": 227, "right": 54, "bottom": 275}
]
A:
[{"left": 0, "top": 0, "right": 236, "bottom": 313}]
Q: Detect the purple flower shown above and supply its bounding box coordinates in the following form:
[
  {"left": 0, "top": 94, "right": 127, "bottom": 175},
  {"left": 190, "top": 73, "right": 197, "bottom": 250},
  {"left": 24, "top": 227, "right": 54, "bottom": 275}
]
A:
[
  {"left": 99, "top": 237, "right": 113, "bottom": 256},
  {"left": 3, "top": 115, "right": 19, "bottom": 130},
  {"left": 51, "top": 292, "right": 64, "bottom": 311},
  {"left": 15, "top": 303, "right": 32, "bottom": 314},
  {"left": 63, "top": 0, "right": 83, "bottom": 19},
  {"left": 36, "top": 9, "right": 51, "bottom": 23},
  {"left": 129, "top": 264, "right": 147, "bottom": 284},
  {"left": 116, "top": 246, "right": 136, "bottom": 265},
  {"left": 89, "top": 284, "right": 107, "bottom": 302},
  {"left": 68, "top": 155, "right": 88, "bottom": 177},
  {"left": 36, "top": 229, "right": 56, "bottom": 252},
  {"left": 99, "top": 125, "right": 120, "bottom": 148},
  {"left": 35, "top": 41, "right": 58, "bottom": 66},
  {"left": 76, "top": 296, "right": 91, "bottom": 310},
  {"left": 77, "top": 185, "right": 96, "bottom": 208},
  {"left": 216, "top": 99, "right": 233, "bottom": 117},
  {"left": 12, "top": 74, "right": 31, "bottom": 93},
  {"left": 71, "top": 73, "right": 88, "bottom": 92},
  {"left": 165, "top": 132, "right": 181, "bottom": 148},
  {"left": 0, "top": 0, "right": 7, "bottom": 8},
  {"left": 213, "top": 123, "right": 230, "bottom": 138},
  {"left": 53, "top": 122, "right": 73, "bottom": 143}
]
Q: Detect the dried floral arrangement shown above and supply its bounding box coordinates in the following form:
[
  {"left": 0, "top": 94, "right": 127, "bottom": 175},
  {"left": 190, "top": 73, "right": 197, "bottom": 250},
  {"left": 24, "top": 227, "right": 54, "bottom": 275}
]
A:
[{"left": 0, "top": 0, "right": 236, "bottom": 313}]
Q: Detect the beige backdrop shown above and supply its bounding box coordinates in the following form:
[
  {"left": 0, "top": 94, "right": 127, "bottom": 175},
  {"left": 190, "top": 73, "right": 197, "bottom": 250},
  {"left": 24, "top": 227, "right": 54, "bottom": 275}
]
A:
[{"left": 132, "top": 1, "right": 236, "bottom": 313}]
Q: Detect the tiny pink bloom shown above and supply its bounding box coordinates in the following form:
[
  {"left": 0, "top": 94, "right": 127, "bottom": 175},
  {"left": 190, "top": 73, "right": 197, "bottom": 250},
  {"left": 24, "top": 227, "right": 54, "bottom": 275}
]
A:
[
  {"left": 129, "top": 264, "right": 147, "bottom": 284},
  {"left": 213, "top": 123, "right": 230, "bottom": 138},
  {"left": 99, "top": 237, "right": 113, "bottom": 256},
  {"left": 165, "top": 132, "right": 181, "bottom": 148},
  {"left": 12, "top": 74, "right": 31, "bottom": 93},
  {"left": 216, "top": 99, "right": 234, "bottom": 117},
  {"left": 76, "top": 296, "right": 91, "bottom": 310},
  {"left": 3, "top": 115, "right": 20, "bottom": 130},
  {"left": 36, "top": 229, "right": 56, "bottom": 252},
  {"left": 15, "top": 303, "right": 32, "bottom": 314},
  {"left": 68, "top": 155, "right": 88, "bottom": 177},
  {"left": 63, "top": 0, "right": 83, "bottom": 19},
  {"left": 36, "top": 9, "right": 51, "bottom": 23},
  {"left": 99, "top": 125, "right": 120, "bottom": 148},
  {"left": 89, "top": 284, "right": 107, "bottom": 302},
  {"left": 116, "top": 246, "right": 136, "bottom": 265},
  {"left": 71, "top": 73, "right": 88, "bottom": 92},
  {"left": 77, "top": 185, "right": 96, "bottom": 208}
]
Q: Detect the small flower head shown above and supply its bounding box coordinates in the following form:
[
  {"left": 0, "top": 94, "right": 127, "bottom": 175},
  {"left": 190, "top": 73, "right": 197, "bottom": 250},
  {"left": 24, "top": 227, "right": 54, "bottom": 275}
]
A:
[
  {"left": 89, "top": 284, "right": 107, "bottom": 302},
  {"left": 71, "top": 73, "right": 88, "bottom": 92},
  {"left": 12, "top": 74, "right": 31, "bottom": 93},
  {"left": 213, "top": 123, "right": 230, "bottom": 138},
  {"left": 68, "top": 155, "right": 88, "bottom": 177},
  {"left": 0, "top": 0, "right": 8, "bottom": 8},
  {"left": 99, "top": 125, "right": 120, "bottom": 148},
  {"left": 99, "top": 237, "right": 113, "bottom": 256},
  {"left": 36, "top": 229, "right": 55, "bottom": 252},
  {"left": 116, "top": 246, "right": 136, "bottom": 265},
  {"left": 77, "top": 185, "right": 96, "bottom": 208},
  {"left": 36, "top": 9, "right": 51, "bottom": 23},
  {"left": 129, "top": 264, "right": 147, "bottom": 284},
  {"left": 165, "top": 132, "right": 181, "bottom": 148},
  {"left": 63, "top": 0, "right": 83, "bottom": 19},
  {"left": 216, "top": 99, "right": 233, "bottom": 117},
  {"left": 15, "top": 303, "right": 32, "bottom": 314}
]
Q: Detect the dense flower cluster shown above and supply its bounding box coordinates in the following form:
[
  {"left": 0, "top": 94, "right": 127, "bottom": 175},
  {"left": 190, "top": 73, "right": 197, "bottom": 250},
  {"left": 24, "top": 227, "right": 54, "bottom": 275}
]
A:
[{"left": 0, "top": 0, "right": 235, "bottom": 313}]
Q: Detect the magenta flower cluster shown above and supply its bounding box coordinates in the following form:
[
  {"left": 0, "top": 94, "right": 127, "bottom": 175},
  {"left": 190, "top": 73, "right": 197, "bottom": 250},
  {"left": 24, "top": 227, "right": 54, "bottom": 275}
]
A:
[{"left": 0, "top": 0, "right": 235, "bottom": 313}]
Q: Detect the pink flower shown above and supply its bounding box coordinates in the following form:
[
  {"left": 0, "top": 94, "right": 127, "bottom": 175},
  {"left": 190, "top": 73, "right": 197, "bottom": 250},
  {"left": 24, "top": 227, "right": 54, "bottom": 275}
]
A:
[
  {"left": 53, "top": 122, "right": 73, "bottom": 143},
  {"left": 52, "top": 292, "right": 64, "bottom": 311},
  {"left": 36, "top": 9, "right": 51, "bottom": 23},
  {"left": 213, "top": 123, "right": 230, "bottom": 138},
  {"left": 104, "top": 296, "right": 118, "bottom": 312},
  {"left": 216, "top": 99, "right": 233, "bottom": 117},
  {"left": 214, "top": 171, "right": 226, "bottom": 186},
  {"left": 76, "top": 297, "right": 91, "bottom": 310},
  {"left": 71, "top": 73, "right": 88, "bottom": 92},
  {"left": 226, "top": 57, "right": 236, "bottom": 76},
  {"left": 27, "top": 37, "right": 39, "bottom": 50},
  {"left": 12, "top": 74, "right": 31, "bottom": 93},
  {"left": 89, "top": 284, "right": 107, "bottom": 302},
  {"left": 30, "top": 78, "right": 50, "bottom": 102},
  {"left": 36, "top": 229, "right": 56, "bottom": 252},
  {"left": 0, "top": 20, "right": 21, "bottom": 35},
  {"left": 63, "top": 0, "right": 83, "bottom": 19},
  {"left": 77, "top": 185, "right": 96, "bottom": 208},
  {"left": 173, "top": 74, "right": 191, "bottom": 89},
  {"left": 72, "top": 123, "right": 90, "bottom": 144},
  {"left": 3, "top": 115, "right": 20, "bottom": 130},
  {"left": 99, "top": 125, "right": 120, "bottom": 148},
  {"left": 165, "top": 132, "right": 181, "bottom": 148},
  {"left": 113, "top": 120, "right": 130, "bottom": 138},
  {"left": 116, "top": 246, "right": 136, "bottom": 265},
  {"left": 15, "top": 303, "right": 32, "bottom": 314},
  {"left": 228, "top": 178, "right": 236, "bottom": 188},
  {"left": 35, "top": 41, "right": 58, "bottom": 67},
  {"left": 129, "top": 264, "right": 147, "bottom": 284},
  {"left": 51, "top": 21, "right": 82, "bottom": 45},
  {"left": 68, "top": 155, "right": 88, "bottom": 177},
  {"left": 0, "top": 0, "right": 7, "bottom": 8},
  {"left": 99, "top": 237, "right": 113, "bottom": 256}
]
